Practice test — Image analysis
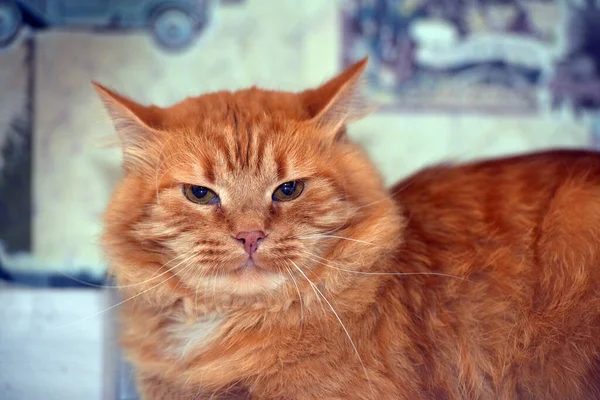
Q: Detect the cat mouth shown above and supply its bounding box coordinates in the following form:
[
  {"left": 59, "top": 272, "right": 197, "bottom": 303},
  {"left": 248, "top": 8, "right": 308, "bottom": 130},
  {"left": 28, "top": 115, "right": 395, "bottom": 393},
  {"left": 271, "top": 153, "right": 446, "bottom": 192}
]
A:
[
  {"left": 212, "top": 257, "right": 282, "bottom": 282},
  {"left": 241, "top": 259, "right": 258, "bottom": 269},
  {"left": 219, "top": 258, "right": 285, "bottom": 290},
  {"left": 231, "top": 259, "right": 266, "bottom": 274},
  {"left": 226, "top": 258, "right": 284, "bottom": 280}
]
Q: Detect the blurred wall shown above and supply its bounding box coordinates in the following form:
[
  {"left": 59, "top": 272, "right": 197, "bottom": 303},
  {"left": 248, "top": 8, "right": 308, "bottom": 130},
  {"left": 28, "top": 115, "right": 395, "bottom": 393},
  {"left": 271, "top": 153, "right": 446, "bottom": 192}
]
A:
[{"left": 0, "top": 0, "right": 591, "bottom": 272}]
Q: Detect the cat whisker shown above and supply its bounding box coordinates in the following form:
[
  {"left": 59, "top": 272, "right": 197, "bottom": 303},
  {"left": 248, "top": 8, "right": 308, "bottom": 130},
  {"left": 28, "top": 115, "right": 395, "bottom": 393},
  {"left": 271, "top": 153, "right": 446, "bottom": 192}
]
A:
[
  {"left": 179, "top": 267, "right": 219, "bottom": 361},
  {"left": 286, "top": 260, "right": 325, "bottom": 315},
  {"left": 55, "top": 251, "right": 197, "bottom": 289},
  {"left": 283, "top": 262, "right": 304, "bottom": 323},
  {"left": 284, "top": 182, "right": 412, "bottom": 244},
  {"left": 147, "top": 251, "right": 199, "bottom": 280},
  {"left": 171, "top": 260, "right": 195, "bottom": 294},
  {"left": 49, "top": 256, "right": 198, "bottom": 331},
  {"left": 187, "top": 266, "right": 214, "bottom": 321},
  {"left": 302, "top": 208, "right": 356, "bottom": 237},
  {"left": 191, "top": 262, "right": 217, "bottom": 313},
  {"left": 288, "top": 260, "right": 375, "bottom": 398},
  {"left": 301, "top": 251, "right": 472, "bottom": 282},
  {"left": 212, "top": 267, "right": 218, "bottom": 301},
  {"left": 355, "top": 181, "right": 414, "bottom": 211},
  {"left": 194, "top": 276, "right": 202, "bottom": 318},
  {"left": 294, "top": 234, "right": 381, "bottom": 247},
  {"left": 53, "top": 271, "right": 111, "bottom": 289},
  {"left": 281, "top": 200, "right": 356, "bottom": 242}
]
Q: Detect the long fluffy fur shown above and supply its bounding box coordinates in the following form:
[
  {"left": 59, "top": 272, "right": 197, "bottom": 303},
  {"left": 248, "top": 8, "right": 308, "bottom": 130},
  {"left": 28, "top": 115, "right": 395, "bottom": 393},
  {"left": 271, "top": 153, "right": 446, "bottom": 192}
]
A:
[{"left": 99, "top": 61, "right": 600, "bottom": 399}]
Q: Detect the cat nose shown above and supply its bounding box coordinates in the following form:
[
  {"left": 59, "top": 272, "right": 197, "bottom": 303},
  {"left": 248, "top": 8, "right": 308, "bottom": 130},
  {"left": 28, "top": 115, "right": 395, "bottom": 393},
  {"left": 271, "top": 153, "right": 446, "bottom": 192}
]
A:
[{"left": 235, "top": 231, "right": 265, "bottom": 255}]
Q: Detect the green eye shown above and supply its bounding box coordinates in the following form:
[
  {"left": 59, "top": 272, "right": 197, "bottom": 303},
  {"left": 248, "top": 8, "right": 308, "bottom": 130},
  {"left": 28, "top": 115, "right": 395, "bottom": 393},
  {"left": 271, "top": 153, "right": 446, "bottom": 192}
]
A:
[
  {"left": 183, "top": 185, "right": 219, "bottom": 205},
  {"left": 272, "top": 181, "right": 304, "bottom": 202}
]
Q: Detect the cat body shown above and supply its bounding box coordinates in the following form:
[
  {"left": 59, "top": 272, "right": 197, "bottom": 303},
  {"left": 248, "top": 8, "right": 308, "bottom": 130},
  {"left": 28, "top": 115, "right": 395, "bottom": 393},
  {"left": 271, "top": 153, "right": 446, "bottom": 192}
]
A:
[{"left": 98, "top": 60, "right": 600, "bottom": 399}]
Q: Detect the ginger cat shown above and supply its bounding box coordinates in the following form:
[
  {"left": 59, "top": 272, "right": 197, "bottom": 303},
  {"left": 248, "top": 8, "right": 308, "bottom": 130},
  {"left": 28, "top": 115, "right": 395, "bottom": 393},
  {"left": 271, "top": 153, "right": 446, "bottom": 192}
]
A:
[{"left": 97, "top": 59, "right": 600, "bottom": 399}]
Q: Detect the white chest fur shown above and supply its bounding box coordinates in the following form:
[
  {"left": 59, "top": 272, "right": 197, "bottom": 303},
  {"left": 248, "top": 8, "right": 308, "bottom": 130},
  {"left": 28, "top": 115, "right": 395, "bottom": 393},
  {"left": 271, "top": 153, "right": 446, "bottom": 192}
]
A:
[{"left": 166, "top": 313, "right": 223, "bottom": 360}]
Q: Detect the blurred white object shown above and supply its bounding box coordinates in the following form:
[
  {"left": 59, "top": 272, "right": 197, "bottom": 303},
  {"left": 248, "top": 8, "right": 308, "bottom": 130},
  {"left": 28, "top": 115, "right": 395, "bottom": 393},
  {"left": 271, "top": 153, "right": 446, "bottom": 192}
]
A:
[
  {"left": 0, "top": 286, "right": 104, "bottom": 400},
  {"left": 409, "top": 18, "right": 459, "bottom": 53}
]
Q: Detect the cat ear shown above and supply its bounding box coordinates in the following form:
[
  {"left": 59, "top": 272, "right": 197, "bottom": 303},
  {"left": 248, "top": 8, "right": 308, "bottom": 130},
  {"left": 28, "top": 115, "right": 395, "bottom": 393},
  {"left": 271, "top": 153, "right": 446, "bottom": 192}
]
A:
[
  {"left": 92, "top": 82, "right": 163, "bottom": 170},
  {"left": 302, "top": 57, "right": 374, "bottom": 141}
]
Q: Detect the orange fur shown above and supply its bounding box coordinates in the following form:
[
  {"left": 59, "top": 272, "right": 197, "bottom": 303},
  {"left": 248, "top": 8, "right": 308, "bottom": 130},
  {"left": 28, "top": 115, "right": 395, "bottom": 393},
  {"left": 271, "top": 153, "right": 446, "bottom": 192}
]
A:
[{"left": 98, "top": 60, "right": 600, "bottom": 399}]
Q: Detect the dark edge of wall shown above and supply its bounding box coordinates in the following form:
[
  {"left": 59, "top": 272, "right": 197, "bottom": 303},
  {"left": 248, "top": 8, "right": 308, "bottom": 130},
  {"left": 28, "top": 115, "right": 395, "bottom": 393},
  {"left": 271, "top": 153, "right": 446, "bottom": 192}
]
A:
[
  {"left": 0, "top": 263, "right": 107, "bottom": 288},
  {"left": 0, "top": 38, "right": 34, "bottom": 254}
]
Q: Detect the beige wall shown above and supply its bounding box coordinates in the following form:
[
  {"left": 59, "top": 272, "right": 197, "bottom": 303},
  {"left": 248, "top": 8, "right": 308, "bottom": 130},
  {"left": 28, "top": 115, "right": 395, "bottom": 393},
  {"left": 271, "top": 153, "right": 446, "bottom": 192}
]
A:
[
  {"left": 353, "top": 113, "right": 590, "bottom": 186},
  {"left": 2, "top": 0, "right": 590, "bottom": 272}
]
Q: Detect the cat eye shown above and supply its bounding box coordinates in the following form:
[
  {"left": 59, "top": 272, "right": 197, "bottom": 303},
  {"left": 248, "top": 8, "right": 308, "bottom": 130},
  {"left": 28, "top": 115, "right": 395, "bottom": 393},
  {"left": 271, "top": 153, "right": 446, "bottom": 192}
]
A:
[
  {"left": 183, "top": 184, "right": 220, "bottom": 205},
  {"left": 272, "top": 181, "right": 304, "bottom": 202}
]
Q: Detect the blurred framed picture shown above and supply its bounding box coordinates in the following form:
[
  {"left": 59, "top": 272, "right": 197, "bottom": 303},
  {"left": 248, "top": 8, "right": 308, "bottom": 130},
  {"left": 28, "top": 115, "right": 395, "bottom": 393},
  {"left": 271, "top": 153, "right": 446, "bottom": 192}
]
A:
[{"left": 342, "top": 0, "right": 600, "bottom": 115}]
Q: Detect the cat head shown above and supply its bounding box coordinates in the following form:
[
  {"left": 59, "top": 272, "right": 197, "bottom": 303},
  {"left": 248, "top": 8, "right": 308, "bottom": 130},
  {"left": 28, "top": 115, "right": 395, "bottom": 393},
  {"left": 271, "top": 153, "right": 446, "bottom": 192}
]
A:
[{"left": 98, "top": 59, "right": 402, "bottom": 310}]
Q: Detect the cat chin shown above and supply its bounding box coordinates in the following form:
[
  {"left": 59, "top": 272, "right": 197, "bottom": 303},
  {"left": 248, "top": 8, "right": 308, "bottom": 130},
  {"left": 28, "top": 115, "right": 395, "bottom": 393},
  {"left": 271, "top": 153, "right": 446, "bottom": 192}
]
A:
[{"left": 200, "top": 268, "right": 287, "bottom": 296}]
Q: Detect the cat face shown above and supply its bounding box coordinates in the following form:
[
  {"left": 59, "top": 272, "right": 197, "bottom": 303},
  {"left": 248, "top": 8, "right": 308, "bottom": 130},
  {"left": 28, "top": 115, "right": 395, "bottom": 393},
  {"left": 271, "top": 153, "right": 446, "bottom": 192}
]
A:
[
  {"left": 99, "top": 59, "right": 400, "bottom": 301},
  {"left": 129, "top": 110, "right": 359, "bottom": 296}
]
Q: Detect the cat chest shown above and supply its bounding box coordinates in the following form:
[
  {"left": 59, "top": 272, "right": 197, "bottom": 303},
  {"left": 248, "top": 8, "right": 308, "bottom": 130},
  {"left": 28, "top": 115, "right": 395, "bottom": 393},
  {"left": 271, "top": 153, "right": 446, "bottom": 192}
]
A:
[{"left": 165, "top": 313, "right": 223, "bottom": 360}]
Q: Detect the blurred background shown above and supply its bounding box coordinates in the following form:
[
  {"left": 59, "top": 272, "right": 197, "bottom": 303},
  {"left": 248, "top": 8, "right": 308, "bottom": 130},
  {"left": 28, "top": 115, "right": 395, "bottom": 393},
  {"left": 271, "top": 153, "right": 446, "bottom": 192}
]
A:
[{"left": 0, "top": 0, "right": 598, "bottom": 399}]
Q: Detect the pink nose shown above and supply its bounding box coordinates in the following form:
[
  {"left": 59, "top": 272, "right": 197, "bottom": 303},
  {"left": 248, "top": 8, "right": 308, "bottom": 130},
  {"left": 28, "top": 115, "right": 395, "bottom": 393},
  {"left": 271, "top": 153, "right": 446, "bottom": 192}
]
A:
[{"left": 235, "top": 231, "right": 265, "bottom": 255}]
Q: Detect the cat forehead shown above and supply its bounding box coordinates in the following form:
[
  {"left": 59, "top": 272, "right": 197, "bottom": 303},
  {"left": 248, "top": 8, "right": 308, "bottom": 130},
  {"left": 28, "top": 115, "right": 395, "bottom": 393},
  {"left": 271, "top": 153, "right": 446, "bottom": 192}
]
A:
[
  {"left": 171, "top": 136, "right": 315, "bottom": 187},
  {"left": 161, "top": 100, "right": 319, "bottom": 183},
  {"left": 163, "top": 88, "right": 311, "bottom": 126},
  {"left": 161, "top": 93, "right": 311, "bottom": 154},
  {"left": 166, "top": 118, "right": 318, "bottom": 187}
]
